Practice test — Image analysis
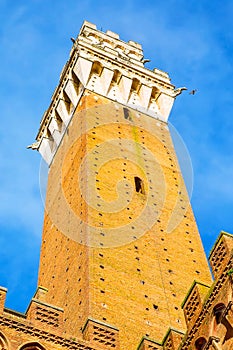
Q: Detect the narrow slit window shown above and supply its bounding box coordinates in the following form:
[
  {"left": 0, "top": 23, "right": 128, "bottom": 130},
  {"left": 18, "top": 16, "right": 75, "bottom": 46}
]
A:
[{"left": 134, "top": 176, "right": 144, "bottom": 194}]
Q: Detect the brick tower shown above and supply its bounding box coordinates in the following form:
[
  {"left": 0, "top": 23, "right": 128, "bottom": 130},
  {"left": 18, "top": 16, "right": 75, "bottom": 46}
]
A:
[{"left": 33, "top": 21, "right": 212, "bottom": 349}]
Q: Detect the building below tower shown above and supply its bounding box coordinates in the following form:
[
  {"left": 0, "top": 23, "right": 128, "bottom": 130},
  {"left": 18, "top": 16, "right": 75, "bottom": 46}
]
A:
[{"left": 1, "top": 230, "right": 233, "bottom": 349}]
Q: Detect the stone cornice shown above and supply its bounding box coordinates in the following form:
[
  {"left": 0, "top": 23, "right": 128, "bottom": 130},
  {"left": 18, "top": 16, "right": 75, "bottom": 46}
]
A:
[{"left": 30, "top": 21, "right": 185, "bottom": 166}]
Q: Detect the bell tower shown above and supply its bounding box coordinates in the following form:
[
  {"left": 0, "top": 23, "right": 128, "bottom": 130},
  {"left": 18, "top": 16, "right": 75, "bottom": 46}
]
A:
[{"left": 33, "top": 21, "right": 212, "bottom": 349}]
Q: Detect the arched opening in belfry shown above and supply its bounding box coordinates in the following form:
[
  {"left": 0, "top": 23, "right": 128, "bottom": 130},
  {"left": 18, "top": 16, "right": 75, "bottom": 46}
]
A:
[
  {"left": 151, "top": 86, "right": 160, "bottom": 101},
  {"left": 91, "top": 61, "right": 103, "bottom": 76},
  {"left": 131, "top": 78, "right": 141, "bottom": 93},
  {"left": 19, "top": 342, "right": 46, "bottom": 350},
  {"left": 112, "top": 69, "right": 121, "bottom": 85}
]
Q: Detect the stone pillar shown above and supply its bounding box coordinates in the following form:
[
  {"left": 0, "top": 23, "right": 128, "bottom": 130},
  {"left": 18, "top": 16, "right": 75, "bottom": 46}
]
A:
[
  {"left": 212, "top": 339, "right": 222, "bottom": 350},
  {"left": 0, "top": 287, "right": 7, "bottom": 313}
]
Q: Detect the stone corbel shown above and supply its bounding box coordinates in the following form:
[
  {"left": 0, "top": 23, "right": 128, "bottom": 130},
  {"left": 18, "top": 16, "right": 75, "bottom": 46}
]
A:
[
  {"left": 139, "top": 84, "right": 152, "bottom": 110},
  {"left": 206, "top": 336, "right": 221, "bottom": 350},
  {"left": 118, "top": 75, "right": 132, "bottom": 103},
  {"left": 99, "top": 67, "right": 114, "bottom": 96},
  {"left": 64, "top": 79, "right": 80, "bottom": 106},
  {"left": 0, "top": 286, "right": 7, "bottom": 312},
  {"left": 156, "top": 93, "right": 174, "bottom": 122},
  {"left": 73, "top": 56, "right": 93, "bottom": 86},
  {"left": 38, "top": 136, "right": 54, "bottom": 165}
]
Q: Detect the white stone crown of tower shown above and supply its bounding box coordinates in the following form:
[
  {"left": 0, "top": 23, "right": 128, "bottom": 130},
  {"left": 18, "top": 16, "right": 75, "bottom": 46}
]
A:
[{"left": 30, "top": 21, "right": 185, "bottom": 165}]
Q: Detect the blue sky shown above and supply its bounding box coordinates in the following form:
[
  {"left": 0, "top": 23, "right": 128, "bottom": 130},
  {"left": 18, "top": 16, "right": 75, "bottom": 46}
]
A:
[{"left": 0, "top": 0, "right": 233, "bottom": 312}]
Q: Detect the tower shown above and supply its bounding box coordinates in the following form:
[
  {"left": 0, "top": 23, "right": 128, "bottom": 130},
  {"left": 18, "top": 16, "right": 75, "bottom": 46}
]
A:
[{"left": 33, "top": 21, "right": 212, "bottom": 349}]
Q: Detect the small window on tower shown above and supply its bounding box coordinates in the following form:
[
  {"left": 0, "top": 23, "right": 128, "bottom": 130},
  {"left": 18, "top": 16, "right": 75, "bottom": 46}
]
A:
[
  {"left": 134, "top": 177, "right": 145, "bottom": 194},
  {"left": 194, "top": 337, "right": 207, "bottom": 350}
]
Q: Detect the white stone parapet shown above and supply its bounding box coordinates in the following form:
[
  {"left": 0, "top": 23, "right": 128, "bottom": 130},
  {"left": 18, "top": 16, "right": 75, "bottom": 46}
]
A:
[{"left": 32, "top": 21, "right": 185, "bottom": 165}]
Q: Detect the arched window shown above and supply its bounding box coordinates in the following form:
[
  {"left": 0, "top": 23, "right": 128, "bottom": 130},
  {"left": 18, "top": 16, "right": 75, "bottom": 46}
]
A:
[
  {"left": 194, "top": 337, "right": 207, "bottom": 350},
  {"left": 148, "top": 86, "right": 161, "bottom": 113},
  {"left": 19, "top": 342, "right": 46, "bottom": 350},
  {"left": 150, "top": 86, "right": 160, "bottom": 102},
  {"left": 134, "top": 177, "right": 145, "bottom": 194},
  {"left": 213, "top": 303, "right": 226, "bottom": 324},
  {"left": 131, "top": 78, "right": 141, "bottom": 93},
  {"left": 0, "top": 332, "right": 8, "bottom": 350}
]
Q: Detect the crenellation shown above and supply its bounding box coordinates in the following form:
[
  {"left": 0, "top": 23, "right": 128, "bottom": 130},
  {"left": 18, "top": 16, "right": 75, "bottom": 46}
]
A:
[
  {"left": 78, "top": 25, "right": 143, "bottom": 59},
  {"left": 106, "top": 30, "right": 120, "bottom": 40},
  {"left": 182, "top": 282, "right": 210, "bottom": 331},
  {"left": 128, "top": 40, "right": 142, "bottom": 50},
  {"left": 162, "top": 328, "right": 184, "bottom": 350},
  {"left": 82, "top": 318, "right": 119, "bottom": 349}
]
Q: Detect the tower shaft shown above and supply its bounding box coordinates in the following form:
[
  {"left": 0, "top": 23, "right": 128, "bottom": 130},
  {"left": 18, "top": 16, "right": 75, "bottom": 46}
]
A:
[{"left": 35, "top": 21, "right": 212, "bottom": 349}]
